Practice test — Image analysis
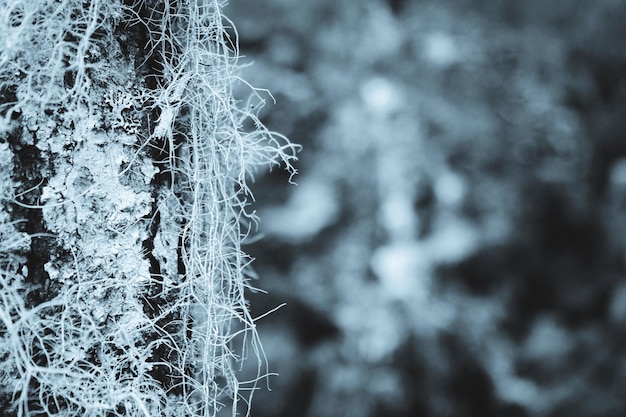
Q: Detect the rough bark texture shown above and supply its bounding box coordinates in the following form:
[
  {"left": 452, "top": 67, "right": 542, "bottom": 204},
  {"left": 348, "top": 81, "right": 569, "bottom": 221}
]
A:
[{"left": 0, "top": 1, "right": 297, "bottom": 416}]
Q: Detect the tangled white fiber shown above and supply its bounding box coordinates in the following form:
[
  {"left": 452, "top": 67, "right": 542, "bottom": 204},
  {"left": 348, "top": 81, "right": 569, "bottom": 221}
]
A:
[{"left": 0, "top": 0, "right": 299, "bottom": 416}]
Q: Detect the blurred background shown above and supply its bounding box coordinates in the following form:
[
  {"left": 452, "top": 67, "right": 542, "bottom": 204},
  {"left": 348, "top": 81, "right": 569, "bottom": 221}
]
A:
[{"left": 225, "top": 1, "right": 626, "bottom": 416}]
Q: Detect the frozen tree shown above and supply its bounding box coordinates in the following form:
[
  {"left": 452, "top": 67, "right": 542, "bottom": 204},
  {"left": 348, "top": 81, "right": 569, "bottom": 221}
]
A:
[{"left": 0, "top": 1, "right": 298, "bottom": 415}]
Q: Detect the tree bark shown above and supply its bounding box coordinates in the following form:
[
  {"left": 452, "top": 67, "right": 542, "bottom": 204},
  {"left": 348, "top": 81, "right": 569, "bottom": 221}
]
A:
[{"left": 0, "top": 1, "right": 297, "bottom": 415}]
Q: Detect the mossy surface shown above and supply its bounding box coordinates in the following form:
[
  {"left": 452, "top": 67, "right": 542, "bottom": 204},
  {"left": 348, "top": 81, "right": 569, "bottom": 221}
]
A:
[{"left": 0, "top": 1, "right": 297, "bottom": 416}]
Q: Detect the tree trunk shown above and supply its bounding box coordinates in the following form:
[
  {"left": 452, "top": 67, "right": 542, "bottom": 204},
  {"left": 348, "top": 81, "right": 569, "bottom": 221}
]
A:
[{"left": 0, "top": 1, "right": 298, "bottom": 415}]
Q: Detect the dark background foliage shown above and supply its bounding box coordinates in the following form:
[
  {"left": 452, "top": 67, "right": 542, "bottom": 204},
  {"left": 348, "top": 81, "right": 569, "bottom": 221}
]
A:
[{"left": 225, "top": 1, "right": 626, "bottom": 416}]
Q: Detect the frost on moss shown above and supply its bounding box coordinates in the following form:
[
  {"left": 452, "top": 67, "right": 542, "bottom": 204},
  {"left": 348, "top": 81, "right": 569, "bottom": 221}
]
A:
[{"left": 0, "top": 0, "right": 298, "bottom": 416}]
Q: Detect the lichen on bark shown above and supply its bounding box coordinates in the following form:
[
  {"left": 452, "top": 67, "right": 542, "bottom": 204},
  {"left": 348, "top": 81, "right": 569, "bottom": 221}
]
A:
[{"left": 0, "top": 1, "right": 298, "bottom": 416}]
